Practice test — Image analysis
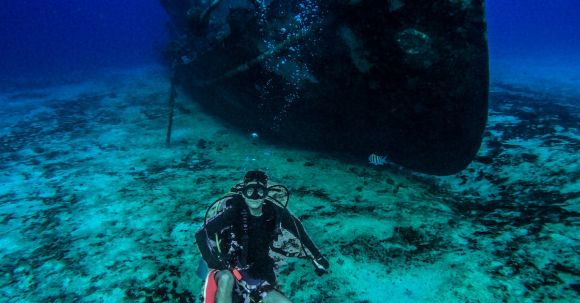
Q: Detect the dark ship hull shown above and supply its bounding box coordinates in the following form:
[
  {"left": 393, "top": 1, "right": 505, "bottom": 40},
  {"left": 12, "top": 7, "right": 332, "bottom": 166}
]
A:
[{"left": 161, "top": 0, "right": 489, "bottom": 175}]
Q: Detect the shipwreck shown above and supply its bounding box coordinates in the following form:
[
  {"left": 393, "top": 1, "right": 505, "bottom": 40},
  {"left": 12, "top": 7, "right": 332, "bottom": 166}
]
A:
[{"left": 160, "top": 0, "right": 489, "bottom": 175}]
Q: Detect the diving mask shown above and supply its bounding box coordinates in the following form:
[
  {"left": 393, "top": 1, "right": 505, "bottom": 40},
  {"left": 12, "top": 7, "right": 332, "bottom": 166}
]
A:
[{"left": 242, "top": 183, "right": 268, "bottom": 200}]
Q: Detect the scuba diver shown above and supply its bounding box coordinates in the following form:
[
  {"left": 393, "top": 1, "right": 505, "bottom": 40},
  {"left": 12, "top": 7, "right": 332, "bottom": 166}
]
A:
[{"left": 195, "top": 170, "right": 330, "bottom": 303}]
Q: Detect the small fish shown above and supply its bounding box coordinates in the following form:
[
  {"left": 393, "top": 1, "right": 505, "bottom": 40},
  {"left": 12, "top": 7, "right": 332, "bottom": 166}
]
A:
[{"left": 368, "top": 153, "right": 388, "bottom": 166}]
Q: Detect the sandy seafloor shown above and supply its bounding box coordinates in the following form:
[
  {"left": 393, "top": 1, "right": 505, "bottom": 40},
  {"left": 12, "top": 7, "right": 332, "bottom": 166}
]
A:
[{"left": 0, "top": 65, "right": 578, "bottom": 303}]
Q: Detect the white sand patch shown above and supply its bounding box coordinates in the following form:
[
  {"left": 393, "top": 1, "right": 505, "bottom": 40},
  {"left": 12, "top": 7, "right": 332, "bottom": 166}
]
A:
[
  {"left": 69, "top": 211, "right": 110, "bottom": 237},
  {"left": 320, "top": 214, "right": 396, "bottom": 240},
  {"left": 171, "top": 222, "right": 198, "bottom": 247},
  {"left": 356, "top": 266, "right": 448, "bottom": 302},
  {"left": 84, "top": 287, "right": 126, "bottom": 303},
  {"left": 0, "top": 234, "right": 29, "bottom": 257},
  {"left": 489, "top": 114, "right": 521, "bottom": 125}
]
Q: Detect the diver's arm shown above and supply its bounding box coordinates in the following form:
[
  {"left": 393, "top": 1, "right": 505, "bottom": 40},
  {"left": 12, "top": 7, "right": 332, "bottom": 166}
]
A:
[
  {"left": 195, "top": 208, "right": 229, "bottom": 242},
  {"left": 195, "top": 209, "right": 231, "bottom": 269},
  {"left": 202, "top": 209, "right": 230, "bottom": 235},
  {"left": 200, "top": 195, "right": 244, "bottom": 234},
  {"left": 278, "top": 208, "right": 330, "bottom": 271},
  {"left": 195, "top": 196, "right": 241, "bottom": 269}
]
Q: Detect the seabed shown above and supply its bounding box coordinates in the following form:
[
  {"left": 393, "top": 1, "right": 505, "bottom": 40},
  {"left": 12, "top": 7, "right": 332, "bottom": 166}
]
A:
[{"left": 0, "top": 65, "right": 578, "bottom": 302}]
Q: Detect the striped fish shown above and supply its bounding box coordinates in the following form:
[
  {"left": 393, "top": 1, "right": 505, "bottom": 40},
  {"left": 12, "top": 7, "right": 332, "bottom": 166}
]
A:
[{"left": 368, "top": 153, "right": 388, "bottom": 166}]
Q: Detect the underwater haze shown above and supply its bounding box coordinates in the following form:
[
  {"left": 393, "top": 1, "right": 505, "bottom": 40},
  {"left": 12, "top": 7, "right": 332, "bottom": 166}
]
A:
[
  {"left": 0, "top": 0, "right": 168, "bottom": 86},
  {"left": 487, "top": 0, "right": 580, "bottom": 97},
  {"left": 0, "top": 1, "right": 578, "bottom": 303},
  {"left": 488, "top": 0, "right": 580, "bottom": 59},
  {"left": 2, "top": 1, "right": 578, "bottom": 88}
]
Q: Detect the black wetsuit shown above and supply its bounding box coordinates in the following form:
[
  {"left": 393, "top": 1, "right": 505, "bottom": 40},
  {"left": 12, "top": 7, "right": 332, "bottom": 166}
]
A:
[{"left": 195, "top": 194, "right": 323, "bottom": 285}]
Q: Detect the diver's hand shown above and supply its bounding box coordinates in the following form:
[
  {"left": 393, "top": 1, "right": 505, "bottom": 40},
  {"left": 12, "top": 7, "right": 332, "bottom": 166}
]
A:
[{"left": 312, "top": 256, "right": 330, "bottom": 275}]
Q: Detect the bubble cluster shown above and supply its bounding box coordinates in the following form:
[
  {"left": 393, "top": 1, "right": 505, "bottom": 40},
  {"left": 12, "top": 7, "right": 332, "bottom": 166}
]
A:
[{"left": 252, "top": 1, "right": 325, "bottom": 130}]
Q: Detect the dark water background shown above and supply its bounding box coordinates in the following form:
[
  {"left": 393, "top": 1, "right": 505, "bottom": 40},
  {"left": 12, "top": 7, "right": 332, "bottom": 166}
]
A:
[{"left": 1, "top": 0, "right": 579, "bottom": 85}]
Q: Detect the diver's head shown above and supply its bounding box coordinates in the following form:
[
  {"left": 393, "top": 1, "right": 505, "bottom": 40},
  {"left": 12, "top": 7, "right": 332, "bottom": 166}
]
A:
[
  {"left": 241, "top": 170, "right": 268, "bottom": 213},
  {"left": 243, "top": 170, "right": 268, "bottom": 186}
]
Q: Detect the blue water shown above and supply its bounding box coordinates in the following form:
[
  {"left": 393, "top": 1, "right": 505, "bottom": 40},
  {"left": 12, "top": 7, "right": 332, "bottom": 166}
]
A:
[
  {"left": 1, "top": 0, "right": 579, "bottom": 86},
  {"left": 487, "top": 0, "right": 580, "bottom": 61},
  {"left": 0, "top": 0, "right": 168, "bottom": 83}
]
